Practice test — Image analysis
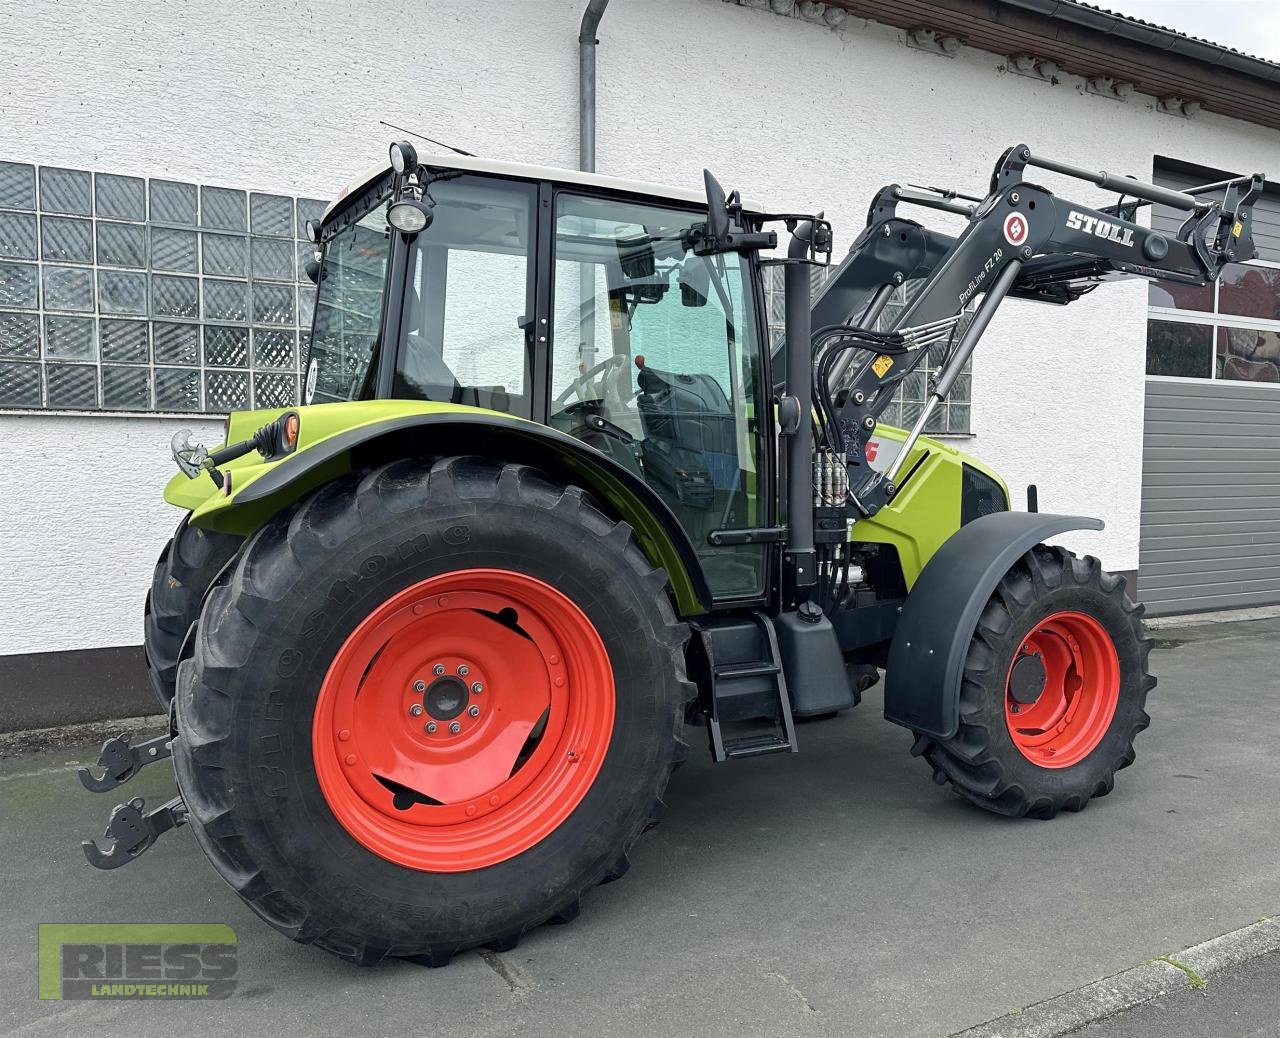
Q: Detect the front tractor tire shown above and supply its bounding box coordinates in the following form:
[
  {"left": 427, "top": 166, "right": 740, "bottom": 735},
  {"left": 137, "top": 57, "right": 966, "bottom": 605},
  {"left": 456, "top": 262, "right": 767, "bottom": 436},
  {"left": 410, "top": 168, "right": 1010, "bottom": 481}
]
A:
[
  {"left": 172, "top": 457, "right": 691, "bottom": 966},
  {"left": 917, "top": 545, "right": 1153, "bottom": 819}
]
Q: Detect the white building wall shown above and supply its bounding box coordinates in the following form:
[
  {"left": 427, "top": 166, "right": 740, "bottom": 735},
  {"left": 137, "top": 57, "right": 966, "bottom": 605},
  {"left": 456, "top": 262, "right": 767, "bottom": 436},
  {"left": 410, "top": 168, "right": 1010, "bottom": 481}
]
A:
[{"left": 2, "top": 0, "right": 1278, "bottom": 654}]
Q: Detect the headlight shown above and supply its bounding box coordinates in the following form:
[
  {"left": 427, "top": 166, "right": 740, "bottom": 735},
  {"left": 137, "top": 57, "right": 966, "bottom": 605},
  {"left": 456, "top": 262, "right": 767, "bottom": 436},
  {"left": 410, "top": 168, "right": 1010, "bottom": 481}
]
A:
[{"left": 961, "top": 464, "right": 1008, "bottom": 526}]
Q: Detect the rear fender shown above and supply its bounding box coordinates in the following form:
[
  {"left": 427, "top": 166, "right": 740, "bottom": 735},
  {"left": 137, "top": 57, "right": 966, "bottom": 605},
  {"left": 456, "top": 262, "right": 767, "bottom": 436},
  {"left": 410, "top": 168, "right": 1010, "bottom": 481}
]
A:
[
  {"left": 175, "top": 402, "right": 712, "bottom": 615},
  {"left": 882, "top": 512, "right": 1104, "bottom": 739}
]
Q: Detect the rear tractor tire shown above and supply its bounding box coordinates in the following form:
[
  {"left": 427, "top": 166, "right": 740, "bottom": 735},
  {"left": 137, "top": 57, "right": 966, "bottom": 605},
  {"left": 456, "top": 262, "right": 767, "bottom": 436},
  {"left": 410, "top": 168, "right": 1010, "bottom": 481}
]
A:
[
  {"left": 143, "top": 516, "right": 242, "bottom": 707},
  {"left": 172, "top": 457, "right": 692, "bottom": 966},
  {"left": 915, "top": 545, "right": 1153, "bottom": 819}
]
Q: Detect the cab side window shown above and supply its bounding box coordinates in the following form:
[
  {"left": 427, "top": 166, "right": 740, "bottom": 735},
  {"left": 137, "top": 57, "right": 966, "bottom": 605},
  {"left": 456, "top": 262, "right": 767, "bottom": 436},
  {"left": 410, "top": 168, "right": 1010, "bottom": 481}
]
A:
[{"left": 395, "top": 176, "right": 535, "bottom": 416}]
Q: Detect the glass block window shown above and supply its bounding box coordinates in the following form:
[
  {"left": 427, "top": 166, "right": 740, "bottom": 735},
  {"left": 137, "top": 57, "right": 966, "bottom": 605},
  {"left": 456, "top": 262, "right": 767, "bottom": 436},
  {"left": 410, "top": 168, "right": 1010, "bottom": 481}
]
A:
[
  {"left": 0, "top": 157, "right": 325, "bottom": 412},
  {"left": 762, "top": 265, "right": 973, "bottom": 434}
]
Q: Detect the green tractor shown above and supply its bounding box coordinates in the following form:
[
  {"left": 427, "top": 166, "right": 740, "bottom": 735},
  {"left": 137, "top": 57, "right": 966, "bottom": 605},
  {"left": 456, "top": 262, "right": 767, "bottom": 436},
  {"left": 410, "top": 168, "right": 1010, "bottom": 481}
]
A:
[{"left": 80, "top": 140, "right": 1263, "bottom": 966}]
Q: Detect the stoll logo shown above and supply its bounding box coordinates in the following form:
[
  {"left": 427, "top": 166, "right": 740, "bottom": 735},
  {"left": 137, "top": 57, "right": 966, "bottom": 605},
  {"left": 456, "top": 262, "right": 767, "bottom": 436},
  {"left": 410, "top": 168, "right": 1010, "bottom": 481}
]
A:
[
  {"left": 1064, "top": 210, "right": 1135, "bottom": 248},
  {"left": 38, "top": 924, "right": 238, "bottom": 999}
]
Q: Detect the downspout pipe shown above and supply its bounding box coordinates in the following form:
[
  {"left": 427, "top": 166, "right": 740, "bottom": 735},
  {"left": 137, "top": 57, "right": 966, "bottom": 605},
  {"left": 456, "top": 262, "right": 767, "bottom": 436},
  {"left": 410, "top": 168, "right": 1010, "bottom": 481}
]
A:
[
  {"left": 579, "top": 0, "right": 610, "bottom": 173},
  {"left": 577, "top": 0, "right": 609, "bottom": 365}
]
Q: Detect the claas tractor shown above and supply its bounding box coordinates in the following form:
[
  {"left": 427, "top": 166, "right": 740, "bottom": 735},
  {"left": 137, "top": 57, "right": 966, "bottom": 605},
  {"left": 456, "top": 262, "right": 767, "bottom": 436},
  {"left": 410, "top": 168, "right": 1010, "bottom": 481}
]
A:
[{"left": 77, "top": 140, "right": 1264, "bottom": 966}]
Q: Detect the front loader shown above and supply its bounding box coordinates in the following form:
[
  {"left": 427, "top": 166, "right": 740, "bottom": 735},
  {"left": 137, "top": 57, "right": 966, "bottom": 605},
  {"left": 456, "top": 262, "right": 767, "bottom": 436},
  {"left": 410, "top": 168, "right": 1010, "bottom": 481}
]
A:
[{"left": 78, "top": 140, "right": 1264, "bottom": 964}]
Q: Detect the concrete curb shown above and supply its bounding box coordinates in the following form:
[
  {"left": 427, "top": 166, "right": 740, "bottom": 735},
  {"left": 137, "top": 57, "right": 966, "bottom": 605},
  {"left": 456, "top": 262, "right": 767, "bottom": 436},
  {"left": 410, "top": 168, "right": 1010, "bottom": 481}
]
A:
[
  {"left": 0, "top": 713, "right": 168, "bottom": 759},
  {"left": 1143, "top": 605, "right": 1280, "bottom": 629},
  {"left": 952, "top": 916, "right": 1280, "bottom": 1037}
]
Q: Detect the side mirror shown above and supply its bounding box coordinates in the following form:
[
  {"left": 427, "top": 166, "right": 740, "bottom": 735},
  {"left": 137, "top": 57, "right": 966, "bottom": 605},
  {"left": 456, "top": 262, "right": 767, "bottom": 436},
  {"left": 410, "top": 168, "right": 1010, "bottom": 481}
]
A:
[
  {"left": 679, "top": 259, "right": 708, "bottom": 307},
  {"left": 304, "top": 257, "right": 321, "bottom": 285},
  {"left": 690, "top": 169, "right": 776, "bottom": 257},
  {"left": 703, "top": 169, "right": 730, "bottom": 242}
]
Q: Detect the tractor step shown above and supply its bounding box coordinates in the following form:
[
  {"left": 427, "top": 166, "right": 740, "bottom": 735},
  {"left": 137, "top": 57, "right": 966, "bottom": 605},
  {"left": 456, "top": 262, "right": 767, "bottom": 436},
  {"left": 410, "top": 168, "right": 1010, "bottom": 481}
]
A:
[
  {"left": 694, "top": 613, "right": 798, "bottom": 763},
  {"left": 719, "top": 731, "right": 796, "bottom": 759},
  {"left": 82, "top": 795, "right": 188, "bottom": 870},
  {"left": 77, "top": 733, "right": 173, "bottom": 792}
]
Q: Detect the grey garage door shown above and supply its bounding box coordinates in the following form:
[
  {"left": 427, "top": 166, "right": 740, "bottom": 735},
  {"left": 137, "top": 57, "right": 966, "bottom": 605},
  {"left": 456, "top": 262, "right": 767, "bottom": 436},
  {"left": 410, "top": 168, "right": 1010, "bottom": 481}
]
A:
[
  {"left": 1140, "top": 162, "right": 1280, "bottom": 616},
  {"left": 1140, "top": 379, "right": 1280, "bottom": 614}
]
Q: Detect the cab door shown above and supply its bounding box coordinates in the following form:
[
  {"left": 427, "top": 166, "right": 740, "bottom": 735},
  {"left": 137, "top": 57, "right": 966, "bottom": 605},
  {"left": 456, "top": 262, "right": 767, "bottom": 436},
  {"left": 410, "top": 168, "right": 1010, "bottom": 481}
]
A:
[{"left": 546, "top": 190, "right": 773, "bottom": 602}]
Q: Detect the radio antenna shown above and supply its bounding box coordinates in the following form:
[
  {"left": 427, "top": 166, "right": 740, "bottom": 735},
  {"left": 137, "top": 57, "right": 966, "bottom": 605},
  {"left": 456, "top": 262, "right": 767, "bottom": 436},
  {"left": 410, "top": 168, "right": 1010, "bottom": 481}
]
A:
[{"left": 379, "top": 120, "right": 476, "bottom": 157}]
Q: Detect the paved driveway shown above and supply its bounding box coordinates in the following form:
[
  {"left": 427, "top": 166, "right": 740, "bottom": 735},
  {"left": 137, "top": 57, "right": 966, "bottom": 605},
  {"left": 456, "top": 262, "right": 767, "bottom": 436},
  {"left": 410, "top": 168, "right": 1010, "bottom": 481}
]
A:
[{"left": 3, "top": 617, "right": 1278, "bottom": 1037}]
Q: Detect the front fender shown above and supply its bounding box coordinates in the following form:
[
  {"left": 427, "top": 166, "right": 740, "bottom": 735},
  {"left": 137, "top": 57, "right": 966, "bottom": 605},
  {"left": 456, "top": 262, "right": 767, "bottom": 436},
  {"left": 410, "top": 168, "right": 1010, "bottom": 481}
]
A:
[
  {"left": 175, "top": 401, "right": 712, "bottom": 615},
  {"left": 883, "top": 511, "right": 1104, "bottom": 739}
]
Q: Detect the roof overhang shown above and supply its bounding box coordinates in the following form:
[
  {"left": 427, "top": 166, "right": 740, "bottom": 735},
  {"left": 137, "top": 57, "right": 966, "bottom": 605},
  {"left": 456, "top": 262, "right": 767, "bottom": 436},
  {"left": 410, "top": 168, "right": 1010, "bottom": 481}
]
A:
[{"left": 828, "top": 0, "right": 1280, "bottom": 131}]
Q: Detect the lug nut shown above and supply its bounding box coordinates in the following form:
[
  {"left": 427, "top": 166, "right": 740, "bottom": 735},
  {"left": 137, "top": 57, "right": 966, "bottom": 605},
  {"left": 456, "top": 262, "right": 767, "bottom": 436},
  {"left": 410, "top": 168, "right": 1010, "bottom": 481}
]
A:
[
  {"left": 449, "top": 721, "right": 462, "bottom": 734},
  {"left": 458, "top": 665, "right": 470, "bottom": 677},
  {"left": 471, "top": 682, "right": 483, "bottom": 694},
  {"left": 425, "top": 722, "right": 437, "bottom": 733},
  {"left": 468, "top": 705, "right": 480, "bottom": 717},
  {"left": 413, "top": 680, "right": 426, "bottom": 693},
  {"left": 433, "top": 663, "right": 445, "bottom": 676},
  {"left": 409, "top": 704, "right": 424, "bottom": 717}
]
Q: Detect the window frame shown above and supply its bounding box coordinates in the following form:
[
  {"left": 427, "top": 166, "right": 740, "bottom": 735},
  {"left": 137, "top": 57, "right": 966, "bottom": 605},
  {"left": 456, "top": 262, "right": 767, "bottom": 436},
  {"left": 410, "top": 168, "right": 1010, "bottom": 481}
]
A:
[{"left": 1147, "top": 256, "right": 1280, "bottom": 388}]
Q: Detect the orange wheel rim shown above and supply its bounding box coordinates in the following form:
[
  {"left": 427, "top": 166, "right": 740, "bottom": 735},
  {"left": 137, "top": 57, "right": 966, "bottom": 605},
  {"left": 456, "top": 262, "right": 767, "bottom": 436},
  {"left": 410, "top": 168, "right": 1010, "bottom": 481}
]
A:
[
  {"left": 312, "top": 569, "right": 615, "bottom": 872},
  {"left": 1004, "top": 610, "right": 1119, "bottom": 769}
]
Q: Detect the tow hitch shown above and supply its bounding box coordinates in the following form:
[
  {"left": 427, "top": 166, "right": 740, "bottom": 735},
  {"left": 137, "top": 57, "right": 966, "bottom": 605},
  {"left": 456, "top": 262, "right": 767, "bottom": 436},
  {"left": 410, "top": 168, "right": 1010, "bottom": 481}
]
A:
[
  {"left": 82, "top": 796, "right": 188, "bottom": 870},
  {"left": 77, "top": 732, "right": 172, "bottom": 792},
  {"left": 78, "top": 731, "right": 187, "bottom": 870}
]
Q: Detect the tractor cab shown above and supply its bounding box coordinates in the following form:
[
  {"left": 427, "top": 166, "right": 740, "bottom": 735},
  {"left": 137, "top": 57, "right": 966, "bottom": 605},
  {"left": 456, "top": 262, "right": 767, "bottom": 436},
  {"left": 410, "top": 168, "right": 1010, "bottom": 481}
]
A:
[{"left": 305, "top": 147, "right": 773, "bottom": 600}]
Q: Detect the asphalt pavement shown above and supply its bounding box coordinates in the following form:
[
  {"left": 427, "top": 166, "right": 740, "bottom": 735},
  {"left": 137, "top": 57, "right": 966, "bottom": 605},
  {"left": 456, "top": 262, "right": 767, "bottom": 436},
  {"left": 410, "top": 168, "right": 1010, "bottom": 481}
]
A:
[{"left": 2, "top": 616, "right": 1279, "bottom": 1037}]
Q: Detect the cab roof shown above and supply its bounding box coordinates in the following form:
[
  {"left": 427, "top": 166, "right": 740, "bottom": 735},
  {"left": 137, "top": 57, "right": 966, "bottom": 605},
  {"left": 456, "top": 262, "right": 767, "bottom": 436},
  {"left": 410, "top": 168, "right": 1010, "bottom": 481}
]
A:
[{"left": 323, "top": 152, "right": 763, "bottom": 221}]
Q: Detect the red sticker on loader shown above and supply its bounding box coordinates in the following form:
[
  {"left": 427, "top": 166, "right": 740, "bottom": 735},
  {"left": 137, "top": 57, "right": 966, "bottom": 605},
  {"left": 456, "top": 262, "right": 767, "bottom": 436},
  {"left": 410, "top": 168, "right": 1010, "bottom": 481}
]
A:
[{"left": 1003, "top": 212, "right": 1028, "bottom": 246}]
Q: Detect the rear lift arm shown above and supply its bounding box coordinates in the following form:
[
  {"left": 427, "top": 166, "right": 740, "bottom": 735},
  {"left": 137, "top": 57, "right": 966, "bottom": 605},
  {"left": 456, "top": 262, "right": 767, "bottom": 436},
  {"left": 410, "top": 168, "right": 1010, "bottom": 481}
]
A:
[{"left": 818, "top": 144, "right": 1263, "bottom": 518}]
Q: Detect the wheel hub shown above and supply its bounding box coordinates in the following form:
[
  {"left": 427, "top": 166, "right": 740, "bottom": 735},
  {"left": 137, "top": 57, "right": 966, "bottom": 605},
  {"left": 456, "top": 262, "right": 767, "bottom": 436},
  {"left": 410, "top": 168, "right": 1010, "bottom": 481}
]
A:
[
  {"left": 423, "top": 674, "right": 469, "bottom": 721},
  {"left": 1008, "top": 651, "right": 1047, "bottom": 706}
]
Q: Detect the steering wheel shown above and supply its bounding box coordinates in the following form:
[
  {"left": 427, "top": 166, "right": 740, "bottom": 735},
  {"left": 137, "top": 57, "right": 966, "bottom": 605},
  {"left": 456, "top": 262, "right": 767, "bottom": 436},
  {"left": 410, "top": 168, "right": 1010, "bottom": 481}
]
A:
[{"left": 553, "top": 353, "right": 630, "bottom": 408}]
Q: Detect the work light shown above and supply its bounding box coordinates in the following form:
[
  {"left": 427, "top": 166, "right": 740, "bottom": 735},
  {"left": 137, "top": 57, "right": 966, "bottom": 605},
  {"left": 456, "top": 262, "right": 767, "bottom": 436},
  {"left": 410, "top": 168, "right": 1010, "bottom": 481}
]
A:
[
  {"left": 387, "top": 199, "right": 433, "bottom": 234},
  {"left": 389, "top": 140, "right": 418, "bottom": 175}
]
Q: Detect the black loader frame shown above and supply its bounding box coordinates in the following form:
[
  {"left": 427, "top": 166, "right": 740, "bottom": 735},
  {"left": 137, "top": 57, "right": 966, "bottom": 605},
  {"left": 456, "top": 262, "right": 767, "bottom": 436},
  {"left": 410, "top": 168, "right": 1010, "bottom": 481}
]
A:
[{"left": 726, "top": 142, "right": 1262, "bottom": 749}]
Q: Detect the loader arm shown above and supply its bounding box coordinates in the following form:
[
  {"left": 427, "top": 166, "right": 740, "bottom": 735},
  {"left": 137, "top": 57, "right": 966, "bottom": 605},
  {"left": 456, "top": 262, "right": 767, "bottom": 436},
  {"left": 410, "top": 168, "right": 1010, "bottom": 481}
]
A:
[{"left": 813, "top": 144, "right": 1264, "bottom": 519}]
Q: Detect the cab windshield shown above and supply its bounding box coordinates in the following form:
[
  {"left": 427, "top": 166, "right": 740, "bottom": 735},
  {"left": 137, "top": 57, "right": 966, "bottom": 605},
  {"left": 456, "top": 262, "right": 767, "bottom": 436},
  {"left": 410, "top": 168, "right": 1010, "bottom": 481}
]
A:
[{"left": 306, "top": 193, "right": 392, "bottom": 403}]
